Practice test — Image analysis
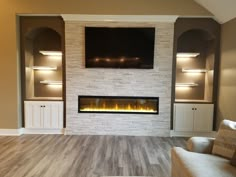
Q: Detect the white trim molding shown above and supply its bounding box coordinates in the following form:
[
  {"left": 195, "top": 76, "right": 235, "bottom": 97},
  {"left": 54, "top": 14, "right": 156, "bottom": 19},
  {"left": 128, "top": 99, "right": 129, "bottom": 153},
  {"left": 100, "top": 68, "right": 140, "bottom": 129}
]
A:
[
  {"left": 0, "top": 129, "right": 23, "bottom": 136},
  {"left": 61, "top": 14, "right": 179, "bottom": 23},
  {"left": 17, "top": 14, "right": 61, "bottom": 17},
  {"left": 0, "top": 128, "right": 65, "bottom": 136},
  {"left": 170, "top": 130, "right": 217, "bottom": 137},
  {"left": 23, "top": 128, "right": 64, "bottom": 135}
]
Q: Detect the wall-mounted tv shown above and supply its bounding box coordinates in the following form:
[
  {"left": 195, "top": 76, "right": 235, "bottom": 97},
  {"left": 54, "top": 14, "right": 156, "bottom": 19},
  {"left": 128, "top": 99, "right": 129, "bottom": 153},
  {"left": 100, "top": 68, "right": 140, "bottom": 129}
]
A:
[{"left": 85, "top": 27, "right": 155, "bottom": 69}]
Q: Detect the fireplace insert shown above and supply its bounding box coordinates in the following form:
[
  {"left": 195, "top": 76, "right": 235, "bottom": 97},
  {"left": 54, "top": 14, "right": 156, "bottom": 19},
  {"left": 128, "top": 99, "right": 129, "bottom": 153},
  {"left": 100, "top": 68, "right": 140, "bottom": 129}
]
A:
[{"left": 78, "top": 96, "right": 159, "bottom": 114}]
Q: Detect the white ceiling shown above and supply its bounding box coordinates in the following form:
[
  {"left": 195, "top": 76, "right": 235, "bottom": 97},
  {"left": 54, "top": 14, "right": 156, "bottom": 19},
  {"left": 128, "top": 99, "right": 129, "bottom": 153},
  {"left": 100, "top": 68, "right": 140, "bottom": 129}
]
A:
[{"left": 194, "top": 0, "right": 236, "bottom": 23}]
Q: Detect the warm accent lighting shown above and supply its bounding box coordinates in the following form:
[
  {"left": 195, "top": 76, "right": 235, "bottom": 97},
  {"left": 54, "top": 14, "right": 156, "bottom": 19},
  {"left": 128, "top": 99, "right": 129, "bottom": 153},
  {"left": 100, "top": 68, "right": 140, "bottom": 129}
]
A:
[
  {"left": 47, "top": 85, "right": 63, "bottom": 89},
  {"left": 40, "top": 80, "right": 62, "bottom": 85},
  {"left": 175, "top": 87, "right": 191, "bottom": 91},
  {"left": 81, "top": 108, "right": 156, "bottom": 113},
  {"left": 176, "top": 83, "right": 198, "bottom": 87},
  {"left": 182, "top": 68, "right": 207, "bottom": 73},
  {"left": 32, "top": 66, "right": 57, "bottom": 70},
  {"left": 80, "top": 105, "right": 156, "bottom": 113},
  {"left": 39, "top": 51, "right": 62, "bottom": 56},
  {"left": 48, "top": 55, "right": 62, "bottom": 60},
  {"left": 79, "top": 96, "right": 159, "bottom": 114},
  {"left": 177, "top": 53, "right": 200, "bottom": 58}
]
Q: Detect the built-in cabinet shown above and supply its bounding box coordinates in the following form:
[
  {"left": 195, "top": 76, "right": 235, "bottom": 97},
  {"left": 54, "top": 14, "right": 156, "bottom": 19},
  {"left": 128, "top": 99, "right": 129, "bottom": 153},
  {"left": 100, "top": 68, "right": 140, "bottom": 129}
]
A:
[
  {"left": 171, "top": 18, "right": 220, "bottom": 136},
  {"left": 25, "top": 101, "right": 63, "bottom": 129},
  {"left": 174, "top": 103, "right": 213, "bottom": 132},
  {"left": 20, "top": 16, "right": 65, "bottom": 133}
]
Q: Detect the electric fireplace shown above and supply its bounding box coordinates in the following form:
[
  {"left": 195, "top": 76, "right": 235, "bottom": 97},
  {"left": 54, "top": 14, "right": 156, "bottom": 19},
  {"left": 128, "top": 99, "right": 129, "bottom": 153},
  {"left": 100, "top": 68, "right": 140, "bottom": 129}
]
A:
[{"left": 78, "top": 96, "right": 159, "bottom": 114}]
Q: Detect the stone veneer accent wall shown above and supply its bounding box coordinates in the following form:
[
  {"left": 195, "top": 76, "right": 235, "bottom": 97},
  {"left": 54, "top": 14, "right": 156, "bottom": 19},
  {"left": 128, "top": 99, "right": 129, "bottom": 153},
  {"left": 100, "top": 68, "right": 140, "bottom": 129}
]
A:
[{"left": 65, "top": 20, "right": 174, "bottom": 136}]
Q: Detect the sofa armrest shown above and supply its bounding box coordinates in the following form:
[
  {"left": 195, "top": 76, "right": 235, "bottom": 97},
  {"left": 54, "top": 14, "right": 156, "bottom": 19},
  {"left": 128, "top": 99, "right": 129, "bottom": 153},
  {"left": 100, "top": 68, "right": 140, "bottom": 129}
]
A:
[{"left": 187, "top": 137, "right": 215, "bottom": 154}]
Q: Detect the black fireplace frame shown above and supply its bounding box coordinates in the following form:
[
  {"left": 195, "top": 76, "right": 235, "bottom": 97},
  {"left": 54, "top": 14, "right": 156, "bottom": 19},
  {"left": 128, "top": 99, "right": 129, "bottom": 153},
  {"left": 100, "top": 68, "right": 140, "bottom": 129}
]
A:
[{"left": 78, "top": 95, "right": 159, "bottom": 114}]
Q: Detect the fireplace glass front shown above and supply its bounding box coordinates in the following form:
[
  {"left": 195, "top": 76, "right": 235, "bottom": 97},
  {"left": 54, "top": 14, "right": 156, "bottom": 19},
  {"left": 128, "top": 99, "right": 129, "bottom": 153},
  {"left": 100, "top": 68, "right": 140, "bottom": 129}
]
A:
[{"left": 78, "top": 96, "right": 159, "bottom": 114}]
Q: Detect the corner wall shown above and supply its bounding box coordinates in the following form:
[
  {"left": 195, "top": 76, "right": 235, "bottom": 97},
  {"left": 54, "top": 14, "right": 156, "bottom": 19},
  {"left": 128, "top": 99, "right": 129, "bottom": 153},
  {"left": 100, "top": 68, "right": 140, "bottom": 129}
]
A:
[
  {"left": 64, "top": 18, "right": 175, "bottom": 136},
  {"left": 217, "top": 18, "right": 236, "bottom": 128}
]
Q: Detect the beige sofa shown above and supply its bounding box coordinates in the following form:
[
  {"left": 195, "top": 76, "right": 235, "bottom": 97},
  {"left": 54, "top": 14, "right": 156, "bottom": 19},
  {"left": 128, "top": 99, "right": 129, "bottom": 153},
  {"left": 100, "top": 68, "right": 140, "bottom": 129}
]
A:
[{"left": 171, "top": 137, "right": 236, "bottom": 177}]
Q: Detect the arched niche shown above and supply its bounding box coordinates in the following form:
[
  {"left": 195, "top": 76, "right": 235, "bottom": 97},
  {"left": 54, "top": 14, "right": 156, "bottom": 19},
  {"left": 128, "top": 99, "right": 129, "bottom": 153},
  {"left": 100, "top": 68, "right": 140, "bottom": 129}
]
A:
[
  {"left": 175, "top": 29, "right": 216, "bottom": 101},
  {"left": 24, "top": 27, "right": 63, "bottom": 99}
]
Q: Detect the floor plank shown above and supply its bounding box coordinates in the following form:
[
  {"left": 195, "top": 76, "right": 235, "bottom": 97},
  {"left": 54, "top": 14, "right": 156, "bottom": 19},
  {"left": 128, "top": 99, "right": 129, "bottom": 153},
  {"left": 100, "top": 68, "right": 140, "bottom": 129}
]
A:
[{"left": 0, "top": 135, "right": 186, "bottom": 177}]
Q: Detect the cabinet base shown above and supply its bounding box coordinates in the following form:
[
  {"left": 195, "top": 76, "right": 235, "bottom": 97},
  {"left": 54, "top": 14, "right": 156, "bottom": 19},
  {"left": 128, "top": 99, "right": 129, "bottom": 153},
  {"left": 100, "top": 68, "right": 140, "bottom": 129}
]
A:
[
  {"left": 170, "top": 130, "right": 216, "bottom": 137},
  {"left": 23, "top": 128, "right": 64, "bottom": 134}
]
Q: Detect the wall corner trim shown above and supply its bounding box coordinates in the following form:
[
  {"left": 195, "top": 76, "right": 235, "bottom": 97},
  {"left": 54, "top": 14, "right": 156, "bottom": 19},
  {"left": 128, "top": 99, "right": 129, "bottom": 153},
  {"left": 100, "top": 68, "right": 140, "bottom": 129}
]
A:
[{"left": 61, "top": 14, "right": 179, "bottom": 23}]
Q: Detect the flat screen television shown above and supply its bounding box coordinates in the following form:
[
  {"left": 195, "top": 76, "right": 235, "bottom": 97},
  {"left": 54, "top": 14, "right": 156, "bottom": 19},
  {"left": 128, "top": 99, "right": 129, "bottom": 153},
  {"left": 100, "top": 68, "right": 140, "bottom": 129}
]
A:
[{"left": 85, "top": 27, "right": 155, "bottom": 69}]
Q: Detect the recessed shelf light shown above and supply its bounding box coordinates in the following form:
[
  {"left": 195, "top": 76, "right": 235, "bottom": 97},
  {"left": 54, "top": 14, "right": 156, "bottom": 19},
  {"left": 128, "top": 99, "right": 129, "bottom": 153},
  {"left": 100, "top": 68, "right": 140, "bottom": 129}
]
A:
[
  {"left": 39, "top": 51, "right": 62, "bottom": 56},
  {"left": 40, "top": 80, "right": 62, "bottom": 85},
  {"left": 32, "top": 66, "right": 57, "bottom": 70},
  {"left": 176, "top": 83, "right": 198, "bottom": 87},
  {"left": 177, "top": 53, "right": 200, "bottom": 58},
  {"left": 182, "top": 68, "right": 207, "bottom": 73}
]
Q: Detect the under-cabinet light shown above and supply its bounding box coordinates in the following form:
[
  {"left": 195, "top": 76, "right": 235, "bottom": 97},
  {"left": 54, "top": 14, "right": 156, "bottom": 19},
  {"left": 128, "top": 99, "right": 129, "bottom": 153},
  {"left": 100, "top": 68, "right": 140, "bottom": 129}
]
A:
[
  {"left": 32, "top": 66, "right": 57, "bottom": 70},
  {"left": 40, "top": 80, "right": 62, "bottom": 85},
  {"left": 39, "top": 51, "right": 62, "bottom": 56},
  {"left": 177, "top": 53, "right": 200, "bottom": 58},
  {"left": 182, "top": 68, "right": 207, "bottom": 73},
  {"left": 176, "top": 83, "right": 198, "bottom": 87}
]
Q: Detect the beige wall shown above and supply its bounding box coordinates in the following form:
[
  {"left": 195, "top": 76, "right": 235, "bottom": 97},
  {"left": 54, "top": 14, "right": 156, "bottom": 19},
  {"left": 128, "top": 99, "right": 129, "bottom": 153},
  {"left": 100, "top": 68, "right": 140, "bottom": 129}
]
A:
[
  {"left": 217, "top": 17, "right": 236, "bottom": 128},
  {"left": 0, "top": 0, "right": 211, "bottom": 129}
]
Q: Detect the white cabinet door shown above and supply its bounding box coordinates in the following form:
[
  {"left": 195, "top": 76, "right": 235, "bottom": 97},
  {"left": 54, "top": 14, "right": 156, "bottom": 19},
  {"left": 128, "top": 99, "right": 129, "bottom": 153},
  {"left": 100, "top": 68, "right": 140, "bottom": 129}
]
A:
[
  {"left": 24, "top": 101, "right": 63, "bottom": 129},
  {"left": 25, "top": 102, "right": 42, "bottom": 128},
  {"left": 49, "top": 102, "right": 63, "bottom": 128},
  {"left": 43, "top": 104, "right": 51, "bottom": 128},
  {"left": 193, "top": 104, "right": 213, "bottom": 132},
  {"left": 174, "top": 103, "right": 214, "bottom": 133},
  {"left": 174, "top": 104, "right": 194, "bottom": 131}
]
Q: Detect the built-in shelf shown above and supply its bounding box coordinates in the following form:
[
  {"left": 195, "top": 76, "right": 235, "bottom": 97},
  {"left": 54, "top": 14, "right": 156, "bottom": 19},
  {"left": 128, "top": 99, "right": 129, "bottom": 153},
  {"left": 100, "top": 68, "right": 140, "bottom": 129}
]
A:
[
  {"left": 176, "top": 52, "right": 200, "bottom": 58},
  {"left": 40, "top": 80, "right": 62, "bottom": 85},
  {"left": 182, "top": 68, "right": 207, "bottom": 73},
  {"left": 32, "top": 66, "right": 57, "bottom": 70},
  {"left": 39, "top": 50, "right": 62, "bottom": 56},
  {"left": 176, "top": 83, "right": 198, "bottom": 87}
]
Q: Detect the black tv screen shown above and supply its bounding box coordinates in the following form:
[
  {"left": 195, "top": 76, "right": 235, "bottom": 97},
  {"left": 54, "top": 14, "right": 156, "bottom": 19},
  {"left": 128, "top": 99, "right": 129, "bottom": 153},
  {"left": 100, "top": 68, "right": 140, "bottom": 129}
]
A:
[{"left": 85, "top": 27, "right": 155, "bottom": 69}]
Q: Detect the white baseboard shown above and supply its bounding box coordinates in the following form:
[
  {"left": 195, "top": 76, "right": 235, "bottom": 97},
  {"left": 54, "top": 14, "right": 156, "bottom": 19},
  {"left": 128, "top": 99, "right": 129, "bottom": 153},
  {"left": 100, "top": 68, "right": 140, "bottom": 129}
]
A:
[
  {"left": 170, "top": 130, "right": 217, "bottom": 137},
  {"left": 0, "top": 129, "right": 23, "bottom": 136},
  {"left": 0, "top": 128, "right": 64, "bottom": 136},
  {"left": 23, "top": 128, "right": 64, "bottom": 134}
]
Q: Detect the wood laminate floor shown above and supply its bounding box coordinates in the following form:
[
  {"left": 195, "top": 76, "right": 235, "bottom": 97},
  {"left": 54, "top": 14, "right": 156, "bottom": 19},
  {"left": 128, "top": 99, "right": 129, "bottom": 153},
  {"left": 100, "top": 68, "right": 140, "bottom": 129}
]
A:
[{"left": 0, "top": 135, "right": 186, "bottom": 177}]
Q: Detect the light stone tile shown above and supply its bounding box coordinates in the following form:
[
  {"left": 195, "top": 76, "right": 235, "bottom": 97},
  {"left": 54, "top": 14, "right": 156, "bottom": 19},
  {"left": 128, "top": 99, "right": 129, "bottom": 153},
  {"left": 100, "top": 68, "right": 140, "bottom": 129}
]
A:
[{"left": 65, "top": 21, "right": 174, "bottom": 136}]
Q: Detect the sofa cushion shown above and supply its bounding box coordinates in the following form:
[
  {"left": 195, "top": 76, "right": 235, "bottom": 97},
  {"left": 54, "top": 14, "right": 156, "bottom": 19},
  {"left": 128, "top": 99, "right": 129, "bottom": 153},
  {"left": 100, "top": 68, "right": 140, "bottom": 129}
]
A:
[
  {"left": 172, "top": 147, "right": 236, "bottom": 177},
  {"left": 187, "top": 137, "right": 215, "bottom": 154},
  {"left": 212, "top": 119, "right": 236, "bottom": 159}
]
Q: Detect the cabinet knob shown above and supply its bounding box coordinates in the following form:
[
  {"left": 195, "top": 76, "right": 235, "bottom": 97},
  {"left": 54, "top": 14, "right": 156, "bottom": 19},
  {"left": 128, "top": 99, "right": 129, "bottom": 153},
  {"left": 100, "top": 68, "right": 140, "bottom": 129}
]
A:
[
  {"left": 192, "top": 108, "right": 194, "bottom": 110},
  {"left": 195, "top": 108, "right": 197, "bottom": 110}
]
